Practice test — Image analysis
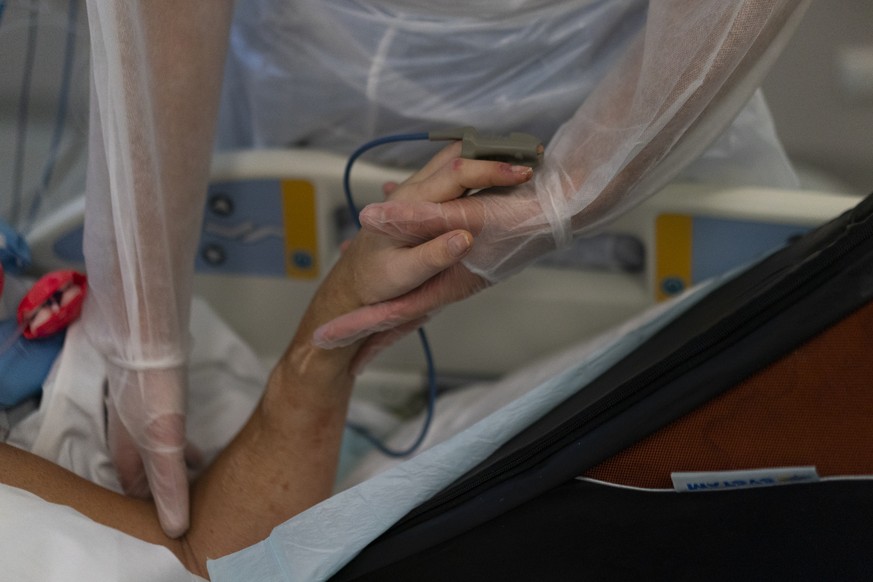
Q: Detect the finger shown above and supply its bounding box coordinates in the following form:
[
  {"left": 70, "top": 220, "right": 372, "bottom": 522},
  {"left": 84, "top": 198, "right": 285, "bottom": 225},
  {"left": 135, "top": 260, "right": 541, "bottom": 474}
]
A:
[
  {"left": 382, "top": 181, "right": 400, "bottom": 198},
  {"left": 375, "top": 266, "right": 489, "bottom": 326},
  {"left": 394, "top": 158, "right": 533, "bottom": 204},
  {"left": 347, "top": 226, "right": 472, "bottom": 306},
  {"left": 402, "top": 141, "right": 463, "bottom": 185},
  {"left": 384, "top": 229, "right": 472, "bottom": 292},
  {"left": 360, "top": 199, "right": 485, "bottom": 243},
  {"left": 107, "top": 399, "right": 151, "bottom": 497},
  {"left": 145, "top": 449, "right": 190, "bottom": 538},
  {"left": 314, "top": 265, "right": 487, "bottom": 348},
  {"left": 141, "top": 413, "right": 190, "bottom": 538},
  {"left": 313, "top": 301, "right": 419, "bottom": 348}
]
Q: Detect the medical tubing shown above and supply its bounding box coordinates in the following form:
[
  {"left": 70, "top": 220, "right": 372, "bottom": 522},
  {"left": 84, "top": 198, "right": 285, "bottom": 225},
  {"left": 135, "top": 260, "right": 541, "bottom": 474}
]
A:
[
  {"left": 346, "top": 328, "right": 438, "bottom": 458},
  {"left": 342, "top": 132, "right": 436, "bottom": 458},
  {"left": 342, "top": 132, "right": 429, "bottom": 228},
  {"left": 11, "top": 2, "right": 39, "bottom": 227},
  {"left": 26, "top": 0, "right": 79, "bottom": 230}
]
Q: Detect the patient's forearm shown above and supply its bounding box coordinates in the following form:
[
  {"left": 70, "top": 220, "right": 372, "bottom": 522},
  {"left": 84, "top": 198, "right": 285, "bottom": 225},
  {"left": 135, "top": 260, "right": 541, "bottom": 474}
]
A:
[
  {"left": 184, "top": 327, "right": 359, "bottom": 570},
  {"left": 0, "top": 145, "right": 494, "bottom": 577},
  {"left": 0, "top": 289, "right": 361, "bottom": 578},
  {"left": 0, "top": 442, "right": 172, "bottom": 548}
]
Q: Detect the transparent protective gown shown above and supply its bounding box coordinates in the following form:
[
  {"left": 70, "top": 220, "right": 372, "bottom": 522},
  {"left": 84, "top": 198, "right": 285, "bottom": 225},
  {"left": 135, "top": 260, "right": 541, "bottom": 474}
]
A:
[
  {"left": 80, "top": 0, "right": 809, "bottom": 544},
  {"left": 220, "top": 0, "right": 806, "bottom": 280}
]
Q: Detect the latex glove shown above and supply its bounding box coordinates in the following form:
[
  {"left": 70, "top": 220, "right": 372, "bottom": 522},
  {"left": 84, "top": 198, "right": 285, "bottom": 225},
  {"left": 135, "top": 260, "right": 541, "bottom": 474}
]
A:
[
  {"left": 103, "top": 364, "right": 200, "bottom": 525},
  {"left": 312, "top": 142, "right": 533, "bottom": 365},
  {"left": 314, "top": 0, "right": 810, "bottom": 349}
]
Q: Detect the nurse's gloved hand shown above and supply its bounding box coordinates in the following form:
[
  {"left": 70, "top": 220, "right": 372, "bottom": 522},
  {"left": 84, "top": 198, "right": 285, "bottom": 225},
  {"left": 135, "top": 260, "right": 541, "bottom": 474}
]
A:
[
  {"left": 315, "top": 190, "right": 541, "bottom": 369},
  {"left": 312, "top": 143, "right": 534, "bottom": 367},
  {"left": 105, "top": 362, "right": 196, "bottom": 538},
  {"left": 358, "top": 179, "right": 555, "bottom": 282}
]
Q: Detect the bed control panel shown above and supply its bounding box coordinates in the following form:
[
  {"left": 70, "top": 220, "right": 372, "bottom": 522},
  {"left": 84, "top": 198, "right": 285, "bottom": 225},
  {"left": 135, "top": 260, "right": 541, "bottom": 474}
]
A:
[{"left": 197, "top": 179, "right": 320, "bottom": 280}]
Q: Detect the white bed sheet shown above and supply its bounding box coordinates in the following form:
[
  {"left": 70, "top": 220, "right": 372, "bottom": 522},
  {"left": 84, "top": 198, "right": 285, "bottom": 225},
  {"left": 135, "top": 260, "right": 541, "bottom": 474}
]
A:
[
  {"left": 0, "top": 483, "right": 203, "bottom": 582},
  {"left": 8, "top": 297, "right": 267, "bottom": 490},
  {"left": 4, "top": 297, "right": 267, "bottom": 580}
]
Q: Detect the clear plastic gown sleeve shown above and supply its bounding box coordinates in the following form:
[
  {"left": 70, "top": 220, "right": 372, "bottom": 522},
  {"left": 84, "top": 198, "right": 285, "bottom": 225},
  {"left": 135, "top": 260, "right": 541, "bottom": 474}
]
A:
[
  {"left": 81, "top": 0, "right": 232, "bottom": 535},
  {"left": 463, "top": 0, "right": 811, "bottom": 281},
  {"left": 219, "top": 0, "right": 808, "bottom": 283}
]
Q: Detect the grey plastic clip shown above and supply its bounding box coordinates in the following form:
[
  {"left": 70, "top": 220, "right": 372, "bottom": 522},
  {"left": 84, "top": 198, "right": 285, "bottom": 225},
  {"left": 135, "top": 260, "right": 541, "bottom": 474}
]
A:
[{"left": 429, "top": 126, "right": 543, "bottom": 167}]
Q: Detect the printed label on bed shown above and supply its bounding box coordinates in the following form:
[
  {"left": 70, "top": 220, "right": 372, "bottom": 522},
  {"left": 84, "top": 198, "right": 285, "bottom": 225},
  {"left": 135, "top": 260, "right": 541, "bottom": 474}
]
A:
[{"left": 671, "top": 467, "right": 819, "bottom": 493}]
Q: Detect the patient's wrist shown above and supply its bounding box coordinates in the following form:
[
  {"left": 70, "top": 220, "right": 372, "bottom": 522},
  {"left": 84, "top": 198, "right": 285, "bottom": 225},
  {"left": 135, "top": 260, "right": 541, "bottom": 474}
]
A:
[
  {"left": 266, "top": 274, "right": 364, "bottom": 402},
  {"left": 259, "top": 340, "right": 356, "bottom": 445}
]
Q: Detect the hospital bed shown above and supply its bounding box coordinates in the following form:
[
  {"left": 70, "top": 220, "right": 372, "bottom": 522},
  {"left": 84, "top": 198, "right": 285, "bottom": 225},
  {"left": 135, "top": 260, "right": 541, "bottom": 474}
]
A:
[
  {"left": 13, "top": 148, "right": 866, "bottom": 581},
  {"left": 25, "top": 148, "right": 862, "bottom": 391}
]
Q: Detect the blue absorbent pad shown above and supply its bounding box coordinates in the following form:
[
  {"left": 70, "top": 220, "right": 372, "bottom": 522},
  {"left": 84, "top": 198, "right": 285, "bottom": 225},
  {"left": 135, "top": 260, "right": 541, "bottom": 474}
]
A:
[{"left": 0, "top": 319, "right": 64, "bottom": 408}]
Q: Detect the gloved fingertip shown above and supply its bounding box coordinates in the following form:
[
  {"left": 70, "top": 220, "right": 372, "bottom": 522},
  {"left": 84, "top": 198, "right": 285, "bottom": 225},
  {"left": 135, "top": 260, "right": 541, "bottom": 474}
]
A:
[
  {"left": 311, "top": 326, "right": 335, "bottom": 349},
  {"left": 154, "top": 481, "right": 190, "bottom": 538},
  {"left": 312, "top": 326, "right": 359, "bottom": 349},
  {"left": 357, "top": 206, "right": 384, "bottom": 230},
  {"left": 157, "top": 506, "right": 190, "bottom": 539}
]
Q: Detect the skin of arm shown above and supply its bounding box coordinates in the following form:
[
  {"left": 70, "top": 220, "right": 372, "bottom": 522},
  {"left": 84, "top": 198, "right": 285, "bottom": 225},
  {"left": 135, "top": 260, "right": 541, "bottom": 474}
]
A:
[{"left": 0, "top": 146, "right": 533, "bottom": 578}]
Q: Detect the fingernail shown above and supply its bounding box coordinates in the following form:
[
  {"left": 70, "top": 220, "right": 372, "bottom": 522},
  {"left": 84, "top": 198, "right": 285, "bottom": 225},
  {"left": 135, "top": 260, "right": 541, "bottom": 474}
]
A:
[
  {"left": 448, "top": 232, "right": 472, "bottom": 257},
  {"left": 510, "top": 165, "right": 533, "bottom": 178}
]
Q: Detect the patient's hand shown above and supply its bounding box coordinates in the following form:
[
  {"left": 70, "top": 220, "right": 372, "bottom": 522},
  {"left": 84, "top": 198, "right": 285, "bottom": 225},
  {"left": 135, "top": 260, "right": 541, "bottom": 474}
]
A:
[{"left": 309, "top": 142, "right": 533, "bottom": 372}]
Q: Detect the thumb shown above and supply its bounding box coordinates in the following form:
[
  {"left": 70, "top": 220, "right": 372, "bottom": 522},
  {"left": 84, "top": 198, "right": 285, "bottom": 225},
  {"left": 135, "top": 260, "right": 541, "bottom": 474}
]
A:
[{"left": 313, "top": 264, "right": 488, "bottom": 350}]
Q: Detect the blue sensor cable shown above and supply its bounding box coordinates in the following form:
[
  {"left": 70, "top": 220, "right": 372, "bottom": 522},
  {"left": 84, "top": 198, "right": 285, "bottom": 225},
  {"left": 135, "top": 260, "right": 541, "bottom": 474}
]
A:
[
  {"left": 342, "top": 132, "right": 438, "bottom": 458},
  {"left": 342, "top": 133, "right": 429, "bottom": 228}
]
